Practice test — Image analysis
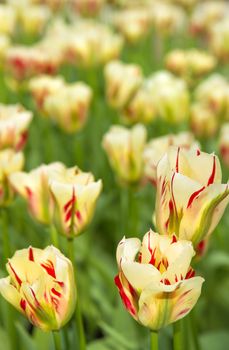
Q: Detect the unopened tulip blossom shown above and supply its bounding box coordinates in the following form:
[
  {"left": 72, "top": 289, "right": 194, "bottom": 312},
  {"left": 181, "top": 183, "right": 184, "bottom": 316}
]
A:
[
  {"left": 28, "top": 75, "right": 65, "bottom": 110},
  {"left": 72, "top": 0, "right": 105, "bottom": 16},
  {"left": 9, "top": 162, "right": 66, "bottom": 224},
  {"left": 155, "top": 147, "right": 229, "bottom": 247},
  {"left": 17, "top": 5, "right": 51, "bottom": 36},
  {"left": 50, "top": 167, "right": 102, "bottom": 238},
  {"left": 210, "top": 18, "right": 229, "bottom": 61},
  {"left": 43, "top": 83, "right": 92, "bottom": 133},
  {"left": 102, "top": 124, "right": 147, "bottom": 185},
  {"left": 0, "top": 104, "right": 33, "bottom": 151},
  {"left": 115, "top": 230, "right": 204, "bottom": 330},
  {"left": 105, "top": 60, "right": 143, "bottom": 109},
  {"left": 165, "top": 49, "right": 216, "bottom": 80},
  {"left": 143, "top": 132, "right": 200, "bottom": 185},
  {"left": 0, "top": 149, "right": 24, "bottom": 206},
  {"left": 0, "top": 246, "right": 76, "bottom": 331},
  {"left": 0, "top": 5, "right": 16, "bottom": 35},
  {"left": 190, "top": 103, "right": 218, "bottom": 138}
]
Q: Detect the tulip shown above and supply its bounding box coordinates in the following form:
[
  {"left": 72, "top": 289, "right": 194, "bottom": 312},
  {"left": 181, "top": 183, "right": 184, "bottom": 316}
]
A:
[
  {"left": 219, "top": 123, "right": 229, "bottom": 168},
  {"left": 115, "top": 230, "right": 204, "bottom": 331},
  {"left": 105, "top": 60, "right": 143, "bottom": 109},
  {"left": 0, "top": 5, "right": 16, "bottom": 35},
  {"left": 143, "top": 132, "right": 200, "bottom": 186},
  {"left": 113, "top": 7, "right": 152, "bottom": 43},
  {"left": 72, "top": 0, "right": 105, "bottom": 16},
  {"left": 150, "top": 3, "right": 186, "bottom": 36},
  {"left": 190, "top": 1, "right": 229, "bottom": 36},
  {"left": 0, "top": 245, "right": 76, "bottom": 331},
  {"left": 147, "top": 71, "right": 190, "bottom": 123},
  {"left": 122, "top": 80, "right": 156, "bottom": 124},
  {"left": 0, "top": 149, "right": 24, "bottom": 206},
  {"left": 64, "top": 21, "right": 123, "bottom": 67},
  {"left": 165, "top": 49, "right": 216, "bottom": 80},
  {"left": 102, "top": 124, "right": 147, "bottom": 185},
  {"left": 28, "top": 75, "right": 65, "bottom": 110},
  {"left": 0, "top": 104, "right": 33, "bottom": 151},
  {"left": 50, "top": 167, "right": 102, "bottom": 238},
  {"left": 155, "top": 147, "right": 229, "bottom": 247},
  {"left": 194, "top": 74, "right": 229, "bottom": 120},
  {"left": 190, "top": 103, "right": 218, "bottom": 138},
  {"left": 210, "top": 18, "right": 229, "bottom": 61},
  {"left": 17, "top": 5, "right": 51, "bottom": 36},
  {"left": 43, "top": 82, "right": 92, "bottom": 133},
  {"left": 9, "top": 162, "right": 66, "bottom": 224}
]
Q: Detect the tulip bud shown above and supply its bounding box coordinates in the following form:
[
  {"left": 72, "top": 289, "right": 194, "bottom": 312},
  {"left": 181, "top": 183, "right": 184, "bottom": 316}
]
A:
[
  {"left": 155, "top": 147, "right": 229, "bottom": 247},
  {"left": 0, "top": 104, "right": 33, "bottom": 151},
  {"left": 150, "top": 3, "right": 186, "bottom": 36},
  {"left": 122, "top": 81, "right": 156, "bottom": 124},
  {"left": 50, "top": 167, "right": 102, "bottom": 238},
  {"left": 72, "top": 0, "right": 105, "bottom": 17},
  {"left": 143, "top": 132, "right": 200, "bottom": 186},
  {"left": 28, "top": 75, "right": 65, "bottom": 110},
  {"left": 18, "top": 5, "right": 51, "bottom": 37},
  {"left": 210, "top": 18, "right": 229, "bottom": 62},
  {"left": 102, "top": 124, "right": 147, "bottom": 185},
  {"left": 194, "top": 74, "right": 229, "bottom": 119},
  {"left": 147, "top": 71, "right": 190, "bottom": 123},
  {"left": 219, "top": 123, "right": 229, "bottom": 168},
  {"left": 190, "top": 103, "right": 218, "bottom": 138},
  {"left": 0, "top": 149, "right": 24, "bottom": 206},
  {"left": 105, "top": 60, "right": 143, "bottom": 109},
  {"left": 0, "top": 245, "right": 76, "bottom": 331},
  {"left": 190, "top": 1, "right": 229, "bottom": 36},
  {"left": 115, "top": 230, "right": 204, "bottom": 331},
  {"left": 0, "top": 5, "right": 16, "bottom": 35},
  {"left": 165, "top": 49, "right": 216, "bottom": 79},
  {"left": 9, "top": 162, "right": 66, "bottom": 224},
  {"left": 113, "top": 7, "right": 152, "bottom": 43},
  {"left": 43, "top": 83, "right": 92, "bottom": 133}
]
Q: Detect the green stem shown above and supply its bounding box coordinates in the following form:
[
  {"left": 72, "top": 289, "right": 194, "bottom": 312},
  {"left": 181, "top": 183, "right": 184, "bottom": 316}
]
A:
[
  {"left": 151, "top": 331, "right": 159, "bottom": 350},
  {"left": 173, "top": 320, "right": 183, "bottom": 350},
  {"left": 1, "top": 209, "right": 17, "bottom": 350},
  {"left": 190, "top": 311, "right": 201, "bottom": 350},
  {"left": 50, "top": 224, "right": 59, "bottom": 248},
  {"left": 52, "top": 331, "right": 62, "bottom": 350},
  {"left": 120, "top": 186, "right": 128, "bottom": 235},
  {"left": 128, "top": 187, "right": 138, "bottom": 237},
  {"left": 68, "top": 239, "right": 86, "bottom": 350}
]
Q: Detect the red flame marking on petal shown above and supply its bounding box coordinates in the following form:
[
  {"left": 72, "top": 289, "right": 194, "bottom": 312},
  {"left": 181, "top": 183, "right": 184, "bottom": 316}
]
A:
[
  {"left": 51, "top": 288, "right": 61, "bottom": 297},
  {"left": 196, "top": 149, "right": 201, "bottom": 156},
  {"left": 176, "top": 308, "right": 190, "bottom": 318},
  {"left": 207, "top": 155, "right": 216, "bottom": 186},
  {"left": 20, "top": 299, "right": 26, "bottom": 311},
  {"left": 176, "top": 147, "right": 180, "bottom": 173},
  {"left": 41, "top": 260, "right": 56, "bottom": 278},
  {"left": 28, "top": 247, "right": 34, "bottom": 261},
  {"left": 187, "top": 186, "right": 205, "bottom": 208},
  {"left": 8, "top": 262, "right": 22, "bottom": 286},
  {"left": 114, "top": 275, "right": 136, "bottom": 316},
  {"left": 171, "top": 235, "right": 177, "bottom": 244},
  {"left": 185, "top": 268, "right": 195, "bottom": 279}
]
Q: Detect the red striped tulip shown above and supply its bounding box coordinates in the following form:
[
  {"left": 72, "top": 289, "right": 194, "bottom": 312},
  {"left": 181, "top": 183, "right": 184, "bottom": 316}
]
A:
[
  {"left": 0, "top": 148, "right": 24, "bottom": 206},
  {"left": 0, "top": 246, "right": 76, "bottom": 331},
  {"left": 50, "top": 168, "right": 102, "bottom": 237},
  {"left": 9, "top": 162, "right": 65, "bottom": 224},
  {"left": 115, "top": 230, "right": 204, "bottom": 330},
  {"left": 155, "top": 147, "right": 229, "bottom": 247},
  {"left": 0, "top": 104, "right": 33, "bottom": 151}
]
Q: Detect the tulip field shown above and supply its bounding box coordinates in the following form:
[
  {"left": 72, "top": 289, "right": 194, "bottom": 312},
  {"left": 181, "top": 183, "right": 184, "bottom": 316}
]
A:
[{"left": 0, "top": 0, "right": 228, "bottom": 350}]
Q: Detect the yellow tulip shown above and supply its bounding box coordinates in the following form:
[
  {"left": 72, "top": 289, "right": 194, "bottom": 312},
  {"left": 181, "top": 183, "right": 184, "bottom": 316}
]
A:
[
  {"left": 155, "top": 147, "right": 229, "bottom": 247},
  {"left": 50, "top": 167, "right": 102, "bottom": 237},
  {"left": 0, "top": 246, "right": 76, "bottom": 331},
  {"left": 102, "top": 124, "right": 147, "bottom": 185},
  {"left": 115, "top": 230, "right": 204, "bottom": 331}
]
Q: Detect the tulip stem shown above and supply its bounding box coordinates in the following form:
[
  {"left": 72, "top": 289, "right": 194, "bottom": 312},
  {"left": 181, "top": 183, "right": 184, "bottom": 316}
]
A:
[
  {"left": 68, "top": 239, "right": 86, "bottom": 350},
  {"left": 50, "top": 224, "right": 59, "bottom": 248},
  {"left": 151, "top": 331, "right": 159, "bottom": 350},
  {"left": 52, "top": 331, "right": 62, "bottom": 350},
  {"left": 173, "top": 320, "right": 183, "bottom": 350}
]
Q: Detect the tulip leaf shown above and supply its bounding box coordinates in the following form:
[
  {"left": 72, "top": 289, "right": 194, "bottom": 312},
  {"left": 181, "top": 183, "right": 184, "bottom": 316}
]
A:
[{"left": 200, "top": 331, "right": 229, "bottom": 350}]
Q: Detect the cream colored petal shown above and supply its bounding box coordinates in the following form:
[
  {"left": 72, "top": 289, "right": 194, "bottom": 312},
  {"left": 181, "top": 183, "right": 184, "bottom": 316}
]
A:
[
  {"left": 116, "top": 237, "right": 141, "bottom": 266},
  {"left": 121, "top": 261, "right": 161, "bottom": 292},
  {"left": 0, "top": 277, "right": 21, "bottom": 312}
]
